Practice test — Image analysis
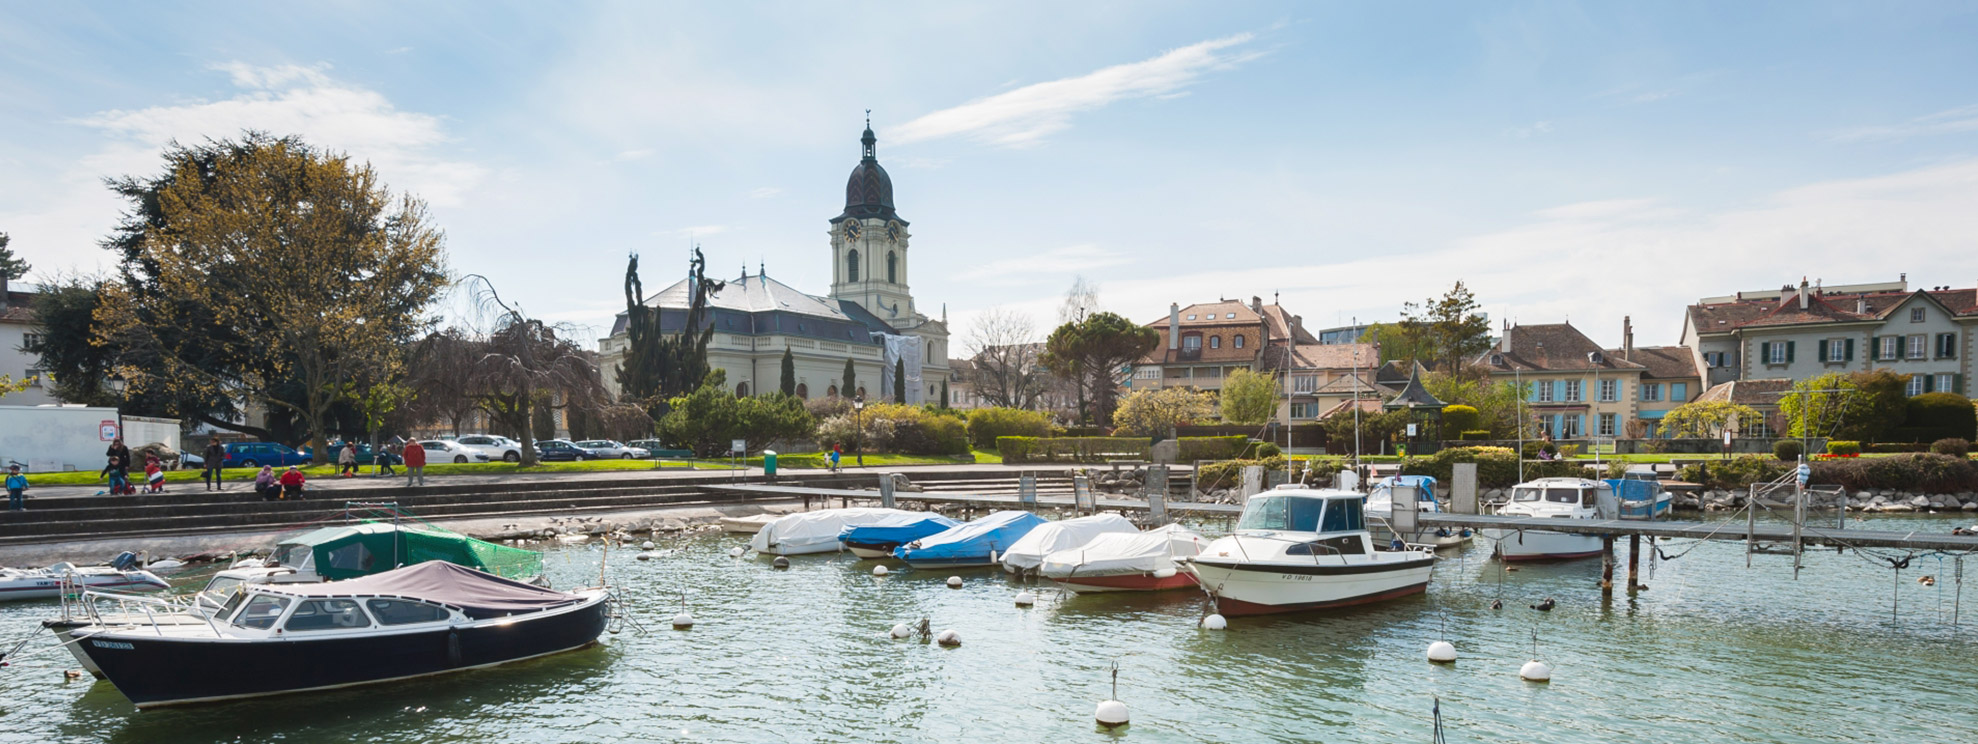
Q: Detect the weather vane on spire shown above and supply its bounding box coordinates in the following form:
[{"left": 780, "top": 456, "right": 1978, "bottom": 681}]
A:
[{"left": 865, "top": 108, "right": 871, "bottom": 127}]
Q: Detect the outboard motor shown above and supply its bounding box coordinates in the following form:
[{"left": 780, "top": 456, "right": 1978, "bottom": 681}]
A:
[{"left": 109, "top": 551, "right": 140, "bottom": 571}]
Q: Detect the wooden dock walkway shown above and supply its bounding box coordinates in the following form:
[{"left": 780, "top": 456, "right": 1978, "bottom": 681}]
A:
[{"left": 703, "top": 483, "right": 1243, "bottom": 516}]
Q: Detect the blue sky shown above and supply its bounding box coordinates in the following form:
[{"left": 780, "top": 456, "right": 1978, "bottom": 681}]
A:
[{"left": 4, "top": 2, "right": 1978, "bottom": 350}]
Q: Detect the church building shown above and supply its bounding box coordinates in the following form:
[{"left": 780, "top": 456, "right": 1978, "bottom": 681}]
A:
[{"left": 598, "top": 123, "right": 951, "bottom": 404}]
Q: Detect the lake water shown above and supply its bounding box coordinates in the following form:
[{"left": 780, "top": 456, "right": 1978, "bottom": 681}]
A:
[{"left": 2, "top": 512, "right": 1974, "bottom": 743}]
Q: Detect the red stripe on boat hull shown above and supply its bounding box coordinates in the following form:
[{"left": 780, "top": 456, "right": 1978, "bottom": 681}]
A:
[{"left": 1053, "top": 573, "right": 1200, "bottom": 592}]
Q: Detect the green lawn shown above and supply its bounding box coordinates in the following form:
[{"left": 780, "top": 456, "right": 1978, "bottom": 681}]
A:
[{"left": 20, "top": 448, "right": 1003, "bottom": 487}]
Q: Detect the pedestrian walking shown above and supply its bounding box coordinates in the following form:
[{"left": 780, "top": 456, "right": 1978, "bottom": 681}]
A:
[
  {"left": 376, "top": 442, "right": 398, "bottom": 477},
  {"left": 402, "top": 439, "right": 426, "bottom": 486},
  {"left": 203, "top": 440, "right": 225, "bottom": 490},
  {"left": 144, "top": 455, "right": 166, "bottom": 493},
  {"left": 338, "top": 442, "right": 359, "bottom": 478},
  {"left": 253, "top": 466, "right": 280, "bottom": 501},
  {"left": 6, "top": 464, "right": 27, "bottom": 511}
]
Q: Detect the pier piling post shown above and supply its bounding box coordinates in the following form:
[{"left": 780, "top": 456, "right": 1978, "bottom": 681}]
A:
[
  {"left": 1627, "top": 534, "right": 1641, "bottom": 595},
  {"left": 1601, "top": 536, "right": 1616, "bottom": 595}
]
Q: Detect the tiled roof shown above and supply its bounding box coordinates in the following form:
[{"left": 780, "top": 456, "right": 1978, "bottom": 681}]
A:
[
  {"left": 1611, "top": 345, "right": 1698, "bottom": 380},
  {"left": 1696, "top": 378, "right": 1793, "bottom": 407},
  {"left": 1689, "top": 287, "right": 1978, "bottom": 335},
  {"left": 1476, "top": 323, "right": 1647, "bottom": 373},
  {"left": 1140, "top": 325, "right": 1265, "bottom": 364},
  {"left": 1145, "top": 300, "right": 1261, "bottom": 327},
  {"left": 1311, "top": 372, "right": 1395, "bottom": 396},
  {"left": 1282, "top": 343, "right": 1377, "bottom": 370},
  {"left": 0, "top": 290, "right": 35, "bottom": 324},
  {"left": 1258, "top": 304, "right": 1321, "bottom": 345},
  {"left": 1320, "top": 398, "right": 1385, "bottom": 419}
]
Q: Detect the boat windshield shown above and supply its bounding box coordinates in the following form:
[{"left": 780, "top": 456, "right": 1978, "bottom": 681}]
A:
[
  {"left": 1512, "top": 487, "right": 1585, "bottom": 504},
  {"left": 202, "top": 576, "right": 246, "bottom": 602},
  {"left": 231, "top": 595, "right": 292, "bottom": 630},
  {"left": 1237, "top": 496, "right": 1362, "bottom": 533},
  {"left": 273, "top": 544, "right": 311, "bottom": 567}
]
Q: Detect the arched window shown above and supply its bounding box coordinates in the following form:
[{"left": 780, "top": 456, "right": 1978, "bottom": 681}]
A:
[
  {"left": 1210, "top": 336, "right": 1221, "bottom": 349},
  {"left": 846, "top": 250, "right": 860, "bottom": 282},
  {"left": 856, "top": 386, "right": 867, "bottom": 399},
  {"left": 796, "top": 383, "right": 808, "bottom": 400},
  {"left": 1234, "top": 335, "right": 1245, "bottom": 349},
  {"left": 736, "top": 382, "right": 749, "bottom": 397},
  {"left": 828, "top": 384, "right": 839, "bottom": 397},
  {"left": 887, "top": 252, "right": 897, "bottom": 283}
]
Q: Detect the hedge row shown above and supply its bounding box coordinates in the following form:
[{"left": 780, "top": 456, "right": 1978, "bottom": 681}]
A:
[
  {"left": 1396, "top": 446, "right": 1586, "bottom": 489},
  {"left": 1676, "top": 453, "right": 1978, "bottom": 493},
  {"left": 1178, "top": 435, "right": 1249, "bottom": 461},
  {"left": 1197, "top": 455, "right": 1287, "bottom": 489},
  {"left": 996, "top": 436, "right": 1152, "bottom": 463}
]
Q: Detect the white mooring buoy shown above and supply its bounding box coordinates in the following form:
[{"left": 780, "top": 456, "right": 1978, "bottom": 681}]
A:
[
  {"left": 728, "top": 547, "right": 745, "bottom": 558},
  {"left": 946, "top": 576, "right": 963, "bottom": 588},
  {"left": 1200, "top": 613, "right": 1228, "bottom": 631},
  {"left": 772, "top": 556, "right": 791, "bottom": 569},
  {"left": 1426, "top": 640, "right": 1457, "bottom": 664},
  {"left": 641, "top": 540, "right": 656, "bottom": 550},
  {"left": 890, "top": 623, "right": 913, "bottom": 639},
  {"left": 635, "top": 551, "right": 660, "bottom": 561},
  {"left": 1095, "top": 699, "right": 1129, "bottom": 729},
  {"left": 1519, "top": 660, "right": 1553, "bottom": 682},
  {"left": 1014, "top": 590, "right": 1035, "bottom": 606},
  {"left": 672, "top": 611, "right": 694, "bottom": 629},
  {"left": 936, "top": 629, "right": 961, "bottom": 647},
  {"left": 872, "top": 565, "right": 889, "bottom": 576}
]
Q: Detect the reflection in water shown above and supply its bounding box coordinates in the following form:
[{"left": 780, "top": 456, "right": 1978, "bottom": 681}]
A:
[{"left": 0, "top": 515, "right": 1972, "bottom": 743}]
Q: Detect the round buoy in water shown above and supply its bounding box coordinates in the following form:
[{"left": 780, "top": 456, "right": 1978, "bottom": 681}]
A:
[
  {"left": 1427, "top": 641, "right": 1457, "bottom": 663},
  {"left": 1520, "top": 660, "right": 1552, "bottom": 682},
  {"left": 729, "top": 547, "right": 746, "bottom": 558},
  {"left": 935, "top": 629, "right": 961, "bottom": 647},
  {"left": 672, "top": 612, "right": 694, "bottom": 629},
  {"left": 772, "top": 556, "right": 791, "bottom": 569},
  {"left": 635, "top": 552, "right": 658, "bottom": 561},
  {"left": 641, "top": 541, "right": 656, "bottom": 550},
  {"left": 945, "top": 576, "right": 962, "bottom": 588},
  {"left": 1200, "top": 614, "right": 1228, "bottom": 631},
  {"left": 872, "top": 565, "right": 889, "bottom": 576},
  {"left": 1095, "top": 699, "right": 1129, "bottom": 729},
  {"left": 1014, "top": 590, "right": 1035, "bottom": 606},
  {"left": 890, "top": 623, "right": 912, "bottom": 639}
]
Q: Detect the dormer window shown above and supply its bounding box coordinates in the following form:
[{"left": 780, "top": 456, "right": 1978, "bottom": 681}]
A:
[
  {"left": 1234, "top": 335, "right": 1245, "bottom": 349},
  {"left": 1182, "top": 335, "right": 1202, "bottom": 351},
  {"left": 1911, "top": 307, "right": 1926, "bottom": 322},
  {"left": 1490, "top": 354, "right": 1504, "bottom": 366},
  {"left": 1186, "top": 314, "right": 1196, "bottom": 320},
  {"left": 1225, "top": 313, "right": 1236, "bottom": 319},
  {"left": 1589, "top": 351, "right": 1604, "bottom": 364}
]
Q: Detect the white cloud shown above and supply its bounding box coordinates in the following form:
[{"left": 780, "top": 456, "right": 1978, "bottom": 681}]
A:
[
  {"left": 1826, "top": 104, "right": 1978, "bottom": 143},
  {"left": 75, "top": 61, "right": 485, "bottom": 205},
  {"left": 892, "top": 33, "right": 1260, "bottom": 148},
  {"left": 748, "top": 186, "right": 782, "bottom": 199},
  {"left": 615, "top": 148, "right": 654, "bottom": 161},
  {"left": 960, "top": 243, "right": 1128, "bottom": 285}
]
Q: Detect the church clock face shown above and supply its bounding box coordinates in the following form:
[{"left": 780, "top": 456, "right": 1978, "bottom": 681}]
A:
[{"left": 844, "top": 222, "right": 860, "bottom": 240}]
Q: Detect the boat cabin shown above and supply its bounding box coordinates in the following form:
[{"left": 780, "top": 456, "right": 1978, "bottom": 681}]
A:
[
  {"left": 1234, "top": 486, "right": 1375, "bottom": 554},
  {"left": 1503, "top": 478, "right": 1611, "bottom": 516},
  {"left": 215, "top": 584, "right": 464, "bottom": 636}
]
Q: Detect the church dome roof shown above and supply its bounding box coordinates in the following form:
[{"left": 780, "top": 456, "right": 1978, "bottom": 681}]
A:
[{"left": 837, "top": 124, "right": 902, "bottom": 223}]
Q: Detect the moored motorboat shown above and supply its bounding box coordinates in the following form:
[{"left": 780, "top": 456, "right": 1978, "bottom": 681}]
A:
[
  {"left": 894, "top": 510, "right": 1048, "bottom": 569},
  {"left": 0, "top": 554, "right": 169, "bottom": 602},
  {"left": 1480, "top": 477, "right": 1612, "bottom": 561},
  {"left": 71, "top": 561, "right": 610, "bottom": 709},
  {"left": 999, "top": 513, "right": 1139, "bottom": 574},
  {"left": 1364, "top": 475, "right": 1473, "bottom": 549},
  {"left": 1183, "top": 485, "right": 1435, "bottom": 616},
  {"left": 838, "top": 513, "right": 960, "bottom": 558},
  {"left": 1039, "top": 524, "right": 1205, "bottom": 592},
  {"left": 750, "top": 508, "right": 914, "bottom": 555},
  {"left": 719, "top": 514, "right": 781, "bottom": 534}
]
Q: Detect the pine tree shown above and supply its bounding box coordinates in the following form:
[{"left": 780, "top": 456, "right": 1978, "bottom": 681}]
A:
[
  {"left": 779, "top": 348, "right": 797, "bottom": 396},
  {"left": 842, "top": 358, "right": 857, "bottom": 399},
  {"left": 0, "top": 233, "right": 28, "bottom": 281},
  {"left": 617, "top": 249, "right": 723, "bottom": 416},
  {"left": 940, "top": 380, "right": 950, "bottom": 408},
  {"left": 893, "top": 358, "right": 906, "bottom": 402}
]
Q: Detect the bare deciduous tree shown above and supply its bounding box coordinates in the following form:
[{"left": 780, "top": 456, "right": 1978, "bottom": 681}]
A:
[
  {"left": 1059, "top": 275, "right": 1101, "bottom": 325},
  {"left": 965, "top": 308, "right": 1047, "bottom": 410}
]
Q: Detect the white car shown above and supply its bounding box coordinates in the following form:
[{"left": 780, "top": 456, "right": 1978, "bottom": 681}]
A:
[
  {"left": 415, "top": 440, "right": 493, "bottom": 464},
  {"left": 453, "top": 434, "right": 526, "bottom": 463},
  {"left": 573, "top": 440, "right": 650, "bottom": 459}
]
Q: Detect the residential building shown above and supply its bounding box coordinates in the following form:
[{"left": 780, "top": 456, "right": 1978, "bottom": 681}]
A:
[
  {"left": 1315, "top": 323, "right": 1370, "bottom": 345},
  {"left": 1273, "top": 343, "right": 1382, "bottom": 422},
  {"left": 1130, "top": 296, "right": 1319, "bottom": 393},
  {"left": 1476, "top": 321, "right": 1647, "bottom": 440},
  {"left": 0, "top": 279, "right": 59, "bottom": 406},
  {"left": 1691, "top": 379, "right": 1794, "bottom": 438},
  {"left": 598, "top": 124, "right": 950, "bottom": 404},
  {"left": 1604, "top": 316, "right": 1703, "bottom": 437},
  {"left": 1680, "top": 277, "right": 1975, "bottom": 396}
]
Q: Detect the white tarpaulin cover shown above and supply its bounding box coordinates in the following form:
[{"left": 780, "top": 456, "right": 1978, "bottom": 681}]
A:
[
  {"left": 999, "top": 513, "right": 1140, "bottom": 572},
  {"left": 1039, "top": 524, "right": 1206, "bottom": 579},
  {"left": 750, "top": 508, "right": 914, "bottom": 555}
]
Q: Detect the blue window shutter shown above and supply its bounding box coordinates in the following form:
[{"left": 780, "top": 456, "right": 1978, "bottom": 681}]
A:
[
  {"left": 1673, "top": 382, "right": 1686, "bottom": 400},
  {"left": 1785, "top": 341, "right": 1795, "bottom": 363},
  {"left": 1553, "top": 381, "right": 1564, "bottom": 401},
  {"left": 1845, "top": 338, "right": 1854, "bottom": 361},
  {"left": 1817, "top": 339, "right": 1829, "bottom": 361}
]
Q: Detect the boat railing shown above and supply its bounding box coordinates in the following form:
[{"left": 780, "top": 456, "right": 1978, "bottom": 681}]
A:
[{"left": 77, "top": 590, "right": 223, "bottom": 637}]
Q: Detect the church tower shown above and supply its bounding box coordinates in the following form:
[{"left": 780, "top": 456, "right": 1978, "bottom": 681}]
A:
[{"left": 829, "top": 120, "right": 915, "bottom": 326}]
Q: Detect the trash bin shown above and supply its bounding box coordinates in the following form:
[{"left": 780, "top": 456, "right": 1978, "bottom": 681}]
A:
[{"left": 763, "top": 450, "right": 778, "bottom": 479}]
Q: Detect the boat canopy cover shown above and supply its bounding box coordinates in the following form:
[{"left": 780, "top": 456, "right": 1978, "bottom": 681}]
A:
[
  {"left": 838, "top": 513, "right": 961, "bottom": 545},
  {"left": 750, "top": 508, "right": 914, "bottom": 554},
  {"left": 266, "top": 561, "right": 579, "bottom": 618},
  {"left": 999, "top": 513, "right": 1139, "bottom": 571},
  {"left": 1039, "top": 525, "right": 1206, "bottom": 579},
  {"left": 895, "top": 510, "right": 1048, "bottom": 562},
  {"left": 1602, "top": 478, "right": 1663, "bottom": 501},
  {"left": 278, "top": 522, "right": 543, "bottom": 582}
]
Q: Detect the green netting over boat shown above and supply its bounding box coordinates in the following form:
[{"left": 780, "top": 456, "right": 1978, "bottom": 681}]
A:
[{"left": 280, "top": 522, "right": 543, "bottom": 582}]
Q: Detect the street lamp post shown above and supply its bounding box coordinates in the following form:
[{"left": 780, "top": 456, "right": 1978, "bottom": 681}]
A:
[{"left": 853, "top": 394, "right": 865, "bottom": 468}]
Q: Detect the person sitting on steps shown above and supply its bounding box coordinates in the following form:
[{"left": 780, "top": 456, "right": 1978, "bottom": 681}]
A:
[{"left": 278, "top": 466, "right": 307, "bottom": 500}]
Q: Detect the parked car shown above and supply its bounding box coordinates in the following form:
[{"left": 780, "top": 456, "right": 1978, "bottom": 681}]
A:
[
  {"left": 627, "top": 439, "right": 694, "bottom": 458},
  {"left": 415, "top": 439, "right": 493, "bottom": 464},
  {"left": 533, "top": 439, "right": 602, "bottom": 462},
  {"left": 220, "top": 442, "right": 312, "bottom": 469},
  {"left": 300, "top": 442, "right": 383, "bottom": 465},
  {"left": 453, "top": 434, "right": 526, "bottom": 463},
  {"left": 573, "top": 440, "right": 649, "bottom": 459}
]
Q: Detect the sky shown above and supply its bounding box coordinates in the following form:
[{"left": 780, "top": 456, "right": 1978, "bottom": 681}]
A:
[{"left": 4, "top": 1, "right": 1978, "bottom": 353}]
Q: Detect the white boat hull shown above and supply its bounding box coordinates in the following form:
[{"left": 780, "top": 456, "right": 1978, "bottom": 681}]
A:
[
  {"left": 719, "top": 515, "right": 779, "bottom": 534},
  {"left": 1482, "top": 529, "right": 1603, "bottom": 561},
  {"left": 0, "top": 570, "right": 169, "bottom": 601},
  {"left": 1186, "top": 557, "right": 1434, "bottom": 615}
]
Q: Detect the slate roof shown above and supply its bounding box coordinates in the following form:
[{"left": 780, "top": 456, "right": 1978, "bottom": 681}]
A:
[
  {"left": 1383, "top": 368, "right": 1446, "bottom": 410},
  {"left": 1476, "top": 323, "right": 1647, "bottom": 373},
  {"left": 609, "top": 271, "right": 889, "bottom": 343}
]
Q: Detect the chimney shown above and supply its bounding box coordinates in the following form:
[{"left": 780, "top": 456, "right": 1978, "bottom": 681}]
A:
[
  {"left": 1498, "top": 320, "right": 1512, "bottom": 354},
  {"left": 1168, "top": 303, "right": 1180, "bottom": 350},
  {"left": 1798, "top": 278, "right": 1809, "bottom": 310},
  {"left": 1856, "top": 298, "right": 1868, "bottom": 314},
  {"left": 1623, "top": 316, "right": 1634, "bottom": 361},
  {"left": 1250, "top": 296, "right": 1263, "bottom": 313}
]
